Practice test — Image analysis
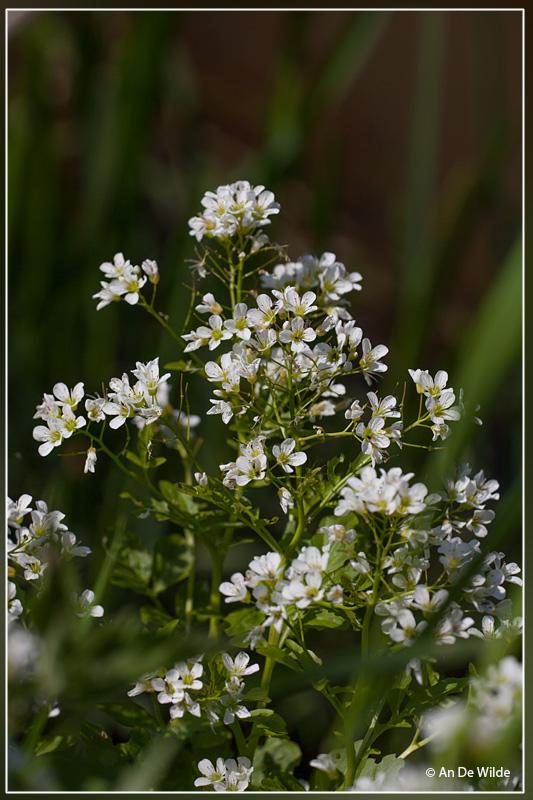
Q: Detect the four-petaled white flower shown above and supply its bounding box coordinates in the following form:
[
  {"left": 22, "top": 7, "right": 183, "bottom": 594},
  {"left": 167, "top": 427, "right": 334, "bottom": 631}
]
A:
[{"left": 272, "top": 438, "right": 307, "bottom": 473}]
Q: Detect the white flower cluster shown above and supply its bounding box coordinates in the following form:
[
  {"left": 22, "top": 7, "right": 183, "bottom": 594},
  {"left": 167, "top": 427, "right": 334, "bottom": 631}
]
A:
[
  {"left": 194, "top": 756, "right": 253, "bottom": 792},
  {"left": 32, "top": 359, "right": 170, "bottom": 468},
  {"left": 33, "top": 382, "right": 86, "bottom": 456},
  {"left": 188, "top": 180, "right": 279, "bottom": 243},
  {"left": 8, "top": 495, "right": 91, "bottom": 582},
  {"left": 219, "top": 545, "right": 343, "bottom": 647},
  {"left": 332, "top": 463, "right": 521, "bottom": 647},
  {"left": 101, "top": 357, "right": 171, "bottom": 430},
  {"left": 218, "top": 435, "right": 306, "bottom": 490},
  {"left": 335, "top": 466, "right": 428, "bottom": 517},
  {"left": 408, "top": 368, "right": 461, "bottom": 440},
  {"left": 93, "top": 252, "right": 158, "bottom": 311},
  {"left": 127, "top": 651, "right": 259, "bottom": 728},
  {"left": 7, "top": 495, "right": 101, "bottom": 621}
]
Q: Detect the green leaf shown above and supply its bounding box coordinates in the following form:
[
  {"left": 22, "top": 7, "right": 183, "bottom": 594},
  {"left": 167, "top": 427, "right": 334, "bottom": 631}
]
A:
[
  {"left": 97, "top": 701, "right": 160, "bottom": 732},
  {"left": 304, "top": 608, "right": 349, "bottom": 630},
  {"left": 80, "top": 722, "right": 127, "bottom": 767},
  {"left": 119, "top": 726, "right": 153, "bottom": 759},
  {"left": 285, "top": 638, "right": 323, "bottom": 667},
  {"left": 250, "top": 709, "right": 288, "bottom": 737},
  {"left": 252, "top": 736, "right": 302, "bottom": 785},
  {"left": 255, "top": 644, "right": 303, "bottom": 672},
  {"left": 403, "top": 676, "right": 469, "bottom": 716},
  {"left": 243, "top": 687, "right": 271, "bottom": 703},
  {"left": 163, "top": 360, "right": 199, "bottom": 372},
  {"left": 110, "top": 566, "right": 153, "bottom": 595},
  {"left": 357, "top": 752, "right": 405, "bottom": 784},
  {"left": 159, "top": 480, "right": 197, "bottom": 516},
  {"left": 124, "top": 451, "right": 145, "bottom": 468},
  {"left": 34, "top": 735, "right": 75, "bottom": 756},
  {"left": 260, "top": 770, "right": 303, "bottom": 791},
  {"left": 140, "top": 605, "right": 173, "bottom": 626},
  {"left": 224, "top": 607, "right": 264, "bottom": 637},
  {"left": 151, "top": 534, "right": 193, "bottom": 594}
]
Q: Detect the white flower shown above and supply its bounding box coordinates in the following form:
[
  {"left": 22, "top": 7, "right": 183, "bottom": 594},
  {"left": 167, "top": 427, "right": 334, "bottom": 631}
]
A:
[
  {"left": 8, "top": 582, "right": 23, "bottom": 622},
  {"left": 173, "top": 659, "right": 203, "bottom": 691},
  {"left": 245, "top": 552, "right": 283, "bottom": 587},
  {"left": 141, "top": 258, "right": 159, "bottom": 280},
  {"left": 207, "top": 399, "right": 234, "bottom": 425},
  {"left": 196, "top": 292, "right": 223, "bottom": 315},
  {"left": 310, "top": 752, "right": 339, "bottom": 776},
  {"left": 85, "top": 396, "right": 106, "bottom": 422},
  {"left": 409, "top": 368, "right": 448, "bottom": 397},
  {"left": 53, "top": 381, "right": 85, "bottom": 409},
  {"left": 224, "top": 303, "right": 252, "bottom": 340},
  {"left": 283, "top": 289, "right": 318, "bottom": 316},
  {"left": 356, "top": 416, "right": 390, "bottom": 466},
  {"left": 76, "top": 589, "right": 104, "bottom": 618},
  {"left": 272, "top": 438, "right": 307, "bottom": 473},
  {"left": 319, "top": 524, "right": 356, "bottom": 543},
  {"left": 278, "top": 488, "right": 295, "bottom": 514},
  {"left": 131, "top": 357, "right": 171, "bottom": 399},
  {"left": 366, "top": 391, "right": 400, "bottom": 419},
  {"left": 388, "top": 609, "right": 428, "bottom": 645},
  {"left": 32, "top": 419, "right": 66, "bottom": 456},
  {"left": 235, "top": 454, "right": 267, "bottom": 486},
  {"left": 7, "top": 494, "right": 33, "bottom": 528},
  {"left": 220, "top": 691, "right": 251, "bottom": 725},
  {"left": 219, "top": 573, "right": 248, "bottom": 603},
  {"left": 92, "top": 280, "right": 124, "bottom": 310},
  {"left": 99, "top": 252, "right": 129, "bottom": 279},
  {"left": 345, "top": 400, "right": 364, "bottom": 421},
  {"left": 351, "top": 552, "right": 370, "bottom": 575},
  {"left": 221, "top": 651, "right": 260, "bottom": 678},
  {"left": 282, "top": 570, "right": 324, "bottom": 608},
  {"left": 194, "top": 758, "right": 227, "bottom": 790},
  {"left": 247, "top": 294, "right": 277, "bottom": 328},
  {"left": 195, "top": 471, "right": 208, "bottom": 486},
  {"left": 279, "top": 317, "right": 316, "bottom": 353},
  {"left": 359, "top": 338, "right": 388, "bottom": 384},
  {"left": 169, "top": 691, "right": 201, "bottom": 719},
  {"left": 327, "top": 585, "right": 344, "bottom": 604}
]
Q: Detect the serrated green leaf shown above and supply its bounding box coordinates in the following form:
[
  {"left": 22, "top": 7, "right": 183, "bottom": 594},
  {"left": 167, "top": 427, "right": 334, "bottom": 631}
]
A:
[
  {"left": 260, "top": 770, "right": 303, "bottom": 791},
  {"left": 224, "top": 607, "right": 264, "bottom": 637},
  {"left": 151, "top": 534, "right": 193, "bottom": 593},
  {"left": 403, "top": 676, "right": 469, "bottom": 716},
  {"left": 97, "top": 701, "right": 159, "bottom": 731},
  {"left": 357, "top": 752, "right": 405, "bottom": 784},
  {"left": 252, "top": 736, "right": 302, "bottom": 785}
]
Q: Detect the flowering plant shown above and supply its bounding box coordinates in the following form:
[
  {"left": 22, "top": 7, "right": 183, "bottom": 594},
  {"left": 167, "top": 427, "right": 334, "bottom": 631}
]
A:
[{"left": 9, "top": 180, "right": 522, "bottom": 792}]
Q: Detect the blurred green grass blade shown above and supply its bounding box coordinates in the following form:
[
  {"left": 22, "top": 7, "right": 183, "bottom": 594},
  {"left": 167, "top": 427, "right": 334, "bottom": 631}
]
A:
[
  {"left": 79, "top": 11, "right": 177, "bottom": 238},
  {"left": 260, "top": 11, "right": 389, "bottom": 182},
  {"left": 392, "top": 12, "right": 447, "bottom": 373},
  {"left": 428, "top": 235, "right": 522, "bottom": 482},
  {"left": 305, "top": 11, "right": 390, "bottom": 124}
]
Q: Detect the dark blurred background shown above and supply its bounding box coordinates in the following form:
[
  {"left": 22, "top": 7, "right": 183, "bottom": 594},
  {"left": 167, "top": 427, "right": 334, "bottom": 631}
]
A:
[{"left": 7, "top": 9, "right": 523, "bottom": 787}]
